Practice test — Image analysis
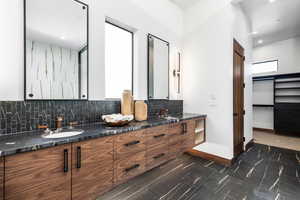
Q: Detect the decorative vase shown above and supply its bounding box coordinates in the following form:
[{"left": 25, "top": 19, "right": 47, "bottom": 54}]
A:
[
  {"left": 134, "top": 101, "right": 148, "bottom": 121},
  {"left": 121, "top": 90, "right": 134, "bottom": 115}
]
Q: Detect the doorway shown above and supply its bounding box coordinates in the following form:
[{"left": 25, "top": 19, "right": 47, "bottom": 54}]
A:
[{"left": 233, "top": 39, "right": 245, "bottom": 157}]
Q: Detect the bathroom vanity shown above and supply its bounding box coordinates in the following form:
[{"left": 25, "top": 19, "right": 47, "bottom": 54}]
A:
[{"left": 0, "top": 114, "right": 206, "bottom": 200}]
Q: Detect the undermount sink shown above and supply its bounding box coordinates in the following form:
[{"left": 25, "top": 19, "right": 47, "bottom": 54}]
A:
[
  {"left": 163, "top": 116, "right": 179, "bottom": 121},
  {"left": 42, "top": 130, "right": 84, "bottom": 139}
]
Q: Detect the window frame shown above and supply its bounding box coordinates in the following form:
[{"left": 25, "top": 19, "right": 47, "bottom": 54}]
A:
[
  {"left": 252, "top": 60, "right": 278, "bottom": 75},
  {"left": 104, "top": 20, "right": 134, "bottom": 99}
]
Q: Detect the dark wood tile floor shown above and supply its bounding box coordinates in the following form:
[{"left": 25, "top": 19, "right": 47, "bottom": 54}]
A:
[{"left": 98, "top": 144, "right": 300, "bottom": 200}]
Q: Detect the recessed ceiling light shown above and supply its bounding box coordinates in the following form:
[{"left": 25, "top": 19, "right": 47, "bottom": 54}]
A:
[
  {"left": 252, "top": 31, "right": 258, "bottom": 35},
  {"left": 258, "top": 40, "right": 263, "bottom": 44},
  {"left": 269, "top": 0, "right": 276, "bottom": 3},
  {"left": 60, "top": 36, "right": 65, "bottom": 40}
]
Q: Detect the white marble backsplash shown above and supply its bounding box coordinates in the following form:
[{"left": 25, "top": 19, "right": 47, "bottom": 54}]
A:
[{"left": 26, "top": 40, "right": 80, "bottom": 99}]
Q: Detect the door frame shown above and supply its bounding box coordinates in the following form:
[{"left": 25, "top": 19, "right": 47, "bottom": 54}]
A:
[{"left": 233, "top": 39, "right": 245, "bottom": 157}]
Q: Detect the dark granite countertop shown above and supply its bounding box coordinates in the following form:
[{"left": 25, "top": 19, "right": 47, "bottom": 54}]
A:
[{"left": 0, "top": 113, "right": 206, "bottom": 157}]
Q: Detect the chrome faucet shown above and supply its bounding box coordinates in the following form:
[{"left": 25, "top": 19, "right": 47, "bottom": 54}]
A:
[{"left": 158, "top": 109, "right": 169, "bottom": 118}]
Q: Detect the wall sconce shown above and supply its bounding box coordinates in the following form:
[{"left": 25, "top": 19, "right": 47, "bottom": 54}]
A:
[{"left": 173, "top": 52, "right": 181, "bottom": 94}]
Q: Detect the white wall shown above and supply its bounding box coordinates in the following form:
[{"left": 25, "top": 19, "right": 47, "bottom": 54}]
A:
[
  {"left": 232, "top": 4, "right": 253, "bottom": 150},
  {"left": 0, "top": 0, "right": 183, "bottom": 101},
  {"left": 183, "top": 0, "right": 253, "bottom": 159},
  {"left": 253, "top": 36, "right": 300, "bottom": 76}
]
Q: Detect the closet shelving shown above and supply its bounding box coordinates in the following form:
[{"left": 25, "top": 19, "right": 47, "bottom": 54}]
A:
[
  {"left": 253, "top": 72, "right": 300, "bottom": 135},
  {"left": 253, "top": 104, "right": 274, "bottom": 107}
]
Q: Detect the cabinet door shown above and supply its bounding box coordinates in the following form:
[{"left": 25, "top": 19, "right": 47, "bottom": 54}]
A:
[
  {"left": 72, "top": 137, "right": 114, "bottom": 200},
  {"left": 0, "top": 157, "right": 3, "bottom": 200},
  {"left": 5, "top": 144, "right": 72, "bottom": 200},
  {"left": 182, "top": 120, "right": 196, "bottom": 151}
]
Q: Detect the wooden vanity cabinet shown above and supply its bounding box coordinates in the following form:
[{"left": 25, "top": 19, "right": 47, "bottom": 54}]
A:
[
  {"left": 0, "top": 157, "right": 3, "bottom": 200},
  {"left": 71, "top": 137, "right": 114, "bottom": 200},
  {"left": 4, "top": 144, "right": 72, "bottom": 200},
  {"left": 2, "top": 118, "right": 204, "bottom": 200}
]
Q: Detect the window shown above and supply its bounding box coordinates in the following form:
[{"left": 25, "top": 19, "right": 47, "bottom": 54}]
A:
[
  {"left": 252, "top": 60, "right": 278, "bottom": 74},
  {"left": 105, "top": 22, "right": 133, "bottom": 98}
]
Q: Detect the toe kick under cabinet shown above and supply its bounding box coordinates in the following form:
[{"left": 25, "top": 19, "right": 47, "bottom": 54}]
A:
[{"left": 2, "top": 118, "right": 203, "bottom": 200}]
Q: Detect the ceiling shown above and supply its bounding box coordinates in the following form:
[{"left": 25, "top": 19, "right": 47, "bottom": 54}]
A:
[
  {"left": 241, "top": 0, "right": 300, "bottom": 47},
  {"left": 26, "top": 0, "right": 87, "bottom": 50},
  {"left": 169, "top": 0, "right": 201, "bottom": 10}
]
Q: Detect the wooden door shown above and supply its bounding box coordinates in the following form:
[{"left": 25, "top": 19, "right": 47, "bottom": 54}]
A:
[
  {"left": 72, "top": 137, "right": 114, "bottom": 200},
  {"left": 233, "top": 39, "right": 245, "bottom": 157},
  {"left": 5, "top": 144, "right": 72, "bottom": 200},
  {"left": 0, "top": 157, "right": 3, "bottom": 200}
]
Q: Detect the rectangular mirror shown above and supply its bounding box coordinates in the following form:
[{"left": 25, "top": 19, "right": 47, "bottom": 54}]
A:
[
  {"left": 147, "top": 34, "right": 169, "bottom": 99},
  {"left": 24, "top": 0, "right": 88, "bottom": 100}
]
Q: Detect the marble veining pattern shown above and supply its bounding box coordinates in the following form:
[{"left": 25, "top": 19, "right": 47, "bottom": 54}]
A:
[
  {"left": 26, "top": 40, "right": 80, "bottom": 99},
  {"left": 98, "top": 143, "right": 300, "bottom": 200}
]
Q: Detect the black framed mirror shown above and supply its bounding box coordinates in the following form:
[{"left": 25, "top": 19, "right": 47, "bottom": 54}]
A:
[
  {"left": 24, "top": 0, "right": 89, "bottom": 100},
  {"left": 147, "top": 34, "right": 170, "bottom": 100}
]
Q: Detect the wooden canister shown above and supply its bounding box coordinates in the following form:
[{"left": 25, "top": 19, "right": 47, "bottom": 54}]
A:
[
  {"left": 135, "top": 101, "right": 148, "bottom": 121},
  {"left": 121, "top": 90, "right": 134, "bottom": 115}
]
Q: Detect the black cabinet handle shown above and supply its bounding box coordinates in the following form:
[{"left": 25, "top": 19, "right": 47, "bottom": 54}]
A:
[
  {"left": 153, "top": 153, "right": 165, "bottom": 160},
  {"left": 182, "top": 123, "right": 187, "bottom": 135},
  {"left": 77, "top": 146, "right": 81, "bottom": 169},
  {"left": 153, "top": 134, "right": 166, "bottom": 139},
  {"left": 124, "top": 141, "right": 140, "bottom": 147},
  {"left": 125, "top": 164, "right": 140, "bottom": 172},
  {"left": 64, "top": 149, "right": 69, "bottom": 173},
  {"left": 233, "top": 113, "right": 238, "bottom": 116}
]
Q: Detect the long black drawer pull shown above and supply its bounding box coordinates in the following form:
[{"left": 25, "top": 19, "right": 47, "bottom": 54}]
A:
[
  {"left": 154, "top": 134, "right": 166, "bottom": 139},
  {"left": 64, "top": 149, "right": 69, "bottom": 173},
  {"left": 125, "top": 164, "right": 140, "bottom": 172},
  {"left": 77, "top": 146, "right": 81, "bottom": 169},
  {"left": 153, "top": 153, "right": 165, "bottom": 160},
  {"left": 182, "top": 123, "right": 187, "bottom": 135},
  {"left": 124, "top": 141, "right": 140, "bottom": 147}
]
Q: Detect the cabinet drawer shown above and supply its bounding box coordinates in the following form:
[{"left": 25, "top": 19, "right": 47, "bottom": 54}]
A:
[
  {"left": 115, "top": 130, "right": 146, "bottom": 160},
  {"left": 146, "top": 125, "right": 169, "bottom": 148},
  {"left": 169, "top": 123, "right": 184, "bottom": 145},
  {"left": 169, "top": 142, "right": 183, "bottom": 159},
  {"left": 146, "top": 144, "right": 169, "bottom": 170},
  {"left": 114, "top": 151, "right": 146, "bottom": 184}
]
